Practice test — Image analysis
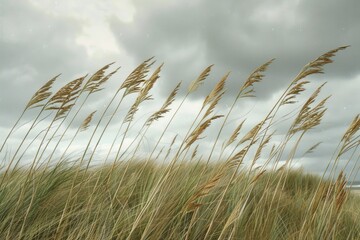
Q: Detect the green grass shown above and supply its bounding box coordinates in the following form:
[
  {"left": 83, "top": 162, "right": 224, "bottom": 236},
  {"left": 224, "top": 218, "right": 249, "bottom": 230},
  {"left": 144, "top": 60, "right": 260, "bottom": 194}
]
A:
[
  {"left": 0, "top": 46, "right": 359, "bottom": 239},
  {"left": 0, "top": 163, "right": 360, "bottom": 239}
]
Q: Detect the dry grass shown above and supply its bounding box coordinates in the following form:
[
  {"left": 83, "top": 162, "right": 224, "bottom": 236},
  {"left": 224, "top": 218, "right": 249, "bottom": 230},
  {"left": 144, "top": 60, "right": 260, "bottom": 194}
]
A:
[{"left": 0, "top": 46, "right": 360, "bottom": 239}]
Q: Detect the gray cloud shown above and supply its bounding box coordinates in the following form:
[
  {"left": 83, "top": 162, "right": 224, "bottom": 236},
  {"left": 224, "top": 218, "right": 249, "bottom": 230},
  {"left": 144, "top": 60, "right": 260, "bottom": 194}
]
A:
[
  {"left": 0, "top": 0, "right": 359, "bottom": 180},
  {"left": 107, "top": 0, "right": 360, "bottom": 181},
  {"left": 0, "top": 0, "right": 98, "bottom": 128},
  {"left": 110, "top": 0, "right": 360, "bottom": 100}
]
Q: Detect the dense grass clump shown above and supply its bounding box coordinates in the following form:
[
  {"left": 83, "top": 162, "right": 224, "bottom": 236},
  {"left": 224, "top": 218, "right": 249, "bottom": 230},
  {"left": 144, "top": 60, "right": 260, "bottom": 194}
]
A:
[{"left": 0, "top": 46, "right": 359, "bottom": 239}]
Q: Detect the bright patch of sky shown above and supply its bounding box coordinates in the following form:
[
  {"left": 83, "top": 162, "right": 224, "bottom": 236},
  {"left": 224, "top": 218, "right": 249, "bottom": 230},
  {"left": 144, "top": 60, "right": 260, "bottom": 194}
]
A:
[{"left": 29, "top": 0, "right": 135, "bottom": 57}]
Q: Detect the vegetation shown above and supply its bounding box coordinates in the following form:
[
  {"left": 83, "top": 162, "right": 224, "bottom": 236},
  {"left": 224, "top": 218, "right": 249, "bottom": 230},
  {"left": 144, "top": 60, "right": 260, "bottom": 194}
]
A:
[{"left": 0, "top": 46, "right": 359, "bottom": 239}]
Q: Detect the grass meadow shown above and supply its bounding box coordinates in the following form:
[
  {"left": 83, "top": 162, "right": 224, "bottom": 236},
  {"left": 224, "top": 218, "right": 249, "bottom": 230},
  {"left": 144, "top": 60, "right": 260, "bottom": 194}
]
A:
[{"left": 0, "top": 46, "right": 359, "bottom": 239}]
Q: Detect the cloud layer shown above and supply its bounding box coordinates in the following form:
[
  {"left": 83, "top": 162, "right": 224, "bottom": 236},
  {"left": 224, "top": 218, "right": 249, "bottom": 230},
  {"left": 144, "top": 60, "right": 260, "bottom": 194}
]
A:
[
  {"left": 0, "top": 0, "right": 359, "bottom": 179},
  {"left": 110, "top": 0, "right": 360, "bottom": 99}
]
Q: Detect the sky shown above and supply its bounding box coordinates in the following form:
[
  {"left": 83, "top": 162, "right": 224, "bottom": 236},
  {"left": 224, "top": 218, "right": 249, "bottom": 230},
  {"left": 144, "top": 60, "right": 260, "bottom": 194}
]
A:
[{"left": 0, "top": 0, "right": 359, "bottom": 180}]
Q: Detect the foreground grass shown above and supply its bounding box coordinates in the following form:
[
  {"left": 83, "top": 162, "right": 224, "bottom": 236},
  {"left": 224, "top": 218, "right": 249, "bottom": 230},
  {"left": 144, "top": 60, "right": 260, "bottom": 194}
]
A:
[
  {"left": 1, "top": 46, "right": 359, "bottom": 239},
  {"left": 0, "top": 162, "right": 360, "bottom": 239}
]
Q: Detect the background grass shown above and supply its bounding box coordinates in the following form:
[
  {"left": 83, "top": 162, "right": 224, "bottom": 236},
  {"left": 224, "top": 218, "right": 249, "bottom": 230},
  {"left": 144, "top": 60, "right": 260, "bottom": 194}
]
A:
[{"left": 0, "top": 163, "right": 359, "bottom": 239}]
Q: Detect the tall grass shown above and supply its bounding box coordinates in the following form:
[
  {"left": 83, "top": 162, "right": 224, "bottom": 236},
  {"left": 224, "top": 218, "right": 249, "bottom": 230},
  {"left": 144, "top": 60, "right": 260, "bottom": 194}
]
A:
[{"left": 0, "top": 46, "right": 359, "bottom": 239}]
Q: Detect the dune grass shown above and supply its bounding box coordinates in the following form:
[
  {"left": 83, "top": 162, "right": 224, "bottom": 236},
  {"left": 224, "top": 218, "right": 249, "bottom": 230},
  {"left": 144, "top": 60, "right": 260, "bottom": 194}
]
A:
[{"left": 0, "top": 46, "right": 359, "bottom": 239}]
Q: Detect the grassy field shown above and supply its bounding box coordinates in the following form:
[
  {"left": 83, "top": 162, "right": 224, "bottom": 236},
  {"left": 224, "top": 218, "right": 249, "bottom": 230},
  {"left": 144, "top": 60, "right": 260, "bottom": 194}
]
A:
[{"left": 0, "top": 46, "right": 359, "bottom": 239}]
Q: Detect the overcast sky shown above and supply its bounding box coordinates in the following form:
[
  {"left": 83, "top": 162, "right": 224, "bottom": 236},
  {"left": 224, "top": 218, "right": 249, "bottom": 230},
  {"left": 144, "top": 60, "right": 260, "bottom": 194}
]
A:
[{"left": 0, "top": 0, "right": 359, "bottom": 180}]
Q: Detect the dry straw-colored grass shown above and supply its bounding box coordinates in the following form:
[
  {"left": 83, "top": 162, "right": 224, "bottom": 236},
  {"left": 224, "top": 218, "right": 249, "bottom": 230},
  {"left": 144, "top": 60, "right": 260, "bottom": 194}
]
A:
[{"left": 0, "top": 46, "right": 360, "bottom": 239}]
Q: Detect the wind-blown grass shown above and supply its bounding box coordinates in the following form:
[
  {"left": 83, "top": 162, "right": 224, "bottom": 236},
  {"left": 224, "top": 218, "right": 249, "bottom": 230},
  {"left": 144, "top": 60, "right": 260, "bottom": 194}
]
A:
[{"left": 0, "top": 46, "right": 359, "bottom": 239}]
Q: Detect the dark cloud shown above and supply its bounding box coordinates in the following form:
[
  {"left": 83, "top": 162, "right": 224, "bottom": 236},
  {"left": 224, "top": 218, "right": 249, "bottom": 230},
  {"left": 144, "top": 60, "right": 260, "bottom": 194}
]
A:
[{"left": 110, "top": 0, "right": 360, "bottom": 100}]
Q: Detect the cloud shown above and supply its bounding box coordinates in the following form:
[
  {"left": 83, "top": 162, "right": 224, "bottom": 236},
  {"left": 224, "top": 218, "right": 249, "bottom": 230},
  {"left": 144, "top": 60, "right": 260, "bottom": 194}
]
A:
[
  {"left": 0, "top": 0, "right": 359, "bottom": 180},
  {"left": 0, "top": 1, "right": 90, "bottom": 125},
  {"left": 110, "top": 0, "right": 360, "bottom": 100},
  {"left": 106, "top": 0, "right": 359, "bottom": 180}
]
